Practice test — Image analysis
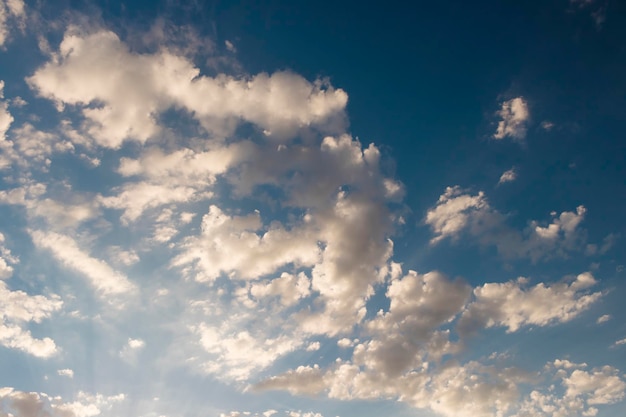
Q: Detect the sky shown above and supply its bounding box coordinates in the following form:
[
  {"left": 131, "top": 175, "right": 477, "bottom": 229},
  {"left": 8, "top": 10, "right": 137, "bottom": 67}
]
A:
[{"left": 0, "top": 0, "right": 625, "bottom": 416}]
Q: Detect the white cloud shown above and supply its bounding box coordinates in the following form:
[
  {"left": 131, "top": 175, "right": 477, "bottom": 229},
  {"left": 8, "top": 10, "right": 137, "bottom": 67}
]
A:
[
  {"left": 0, "top": 80, "right": 14, "bottom": 170},
  {"left": 248, "top": 272, "right": 311, "bottom": 307},
  {"left": 0, "top": 232, "right": 17, "bottom": 279},
  {"left": 0, "top": 388, "right": 125, "bottom": 417},
  {"left": 498, "top": 167, "right": 517, "bottom": 184},
  {"left": 173, "top": 205, "right": 320, "bottom": 283},
  {"left": 99, "top": 181, "right": 199, "bottom": 224},
  {"left": 596, "top": 314, "right": 611, "bottom": 324},
  {"left": 192, "top": 323, "right": 305, "bottom": 381},
  {"left": 426, "top": 186, "right": 592, "bottom": 262},
  {"left": 494, "top": 97, "right": 529, "bottom": 140},
  {"left": 58, "top": 368, "right": 74, "bottom": 378},
  {"left": 425, "top": 186, "right": 493, "bottom": 244},
  {"left": 120, "top": 338, "right": 145, "bottom": 363},
  {"left": 29, "top": 230, "right": 135, "bottom": 296},
  {"left": 458, "top": 273, "right": 601, "bottom": 334},
  {"left": 0, "top": 0, "right": 25, "bottom": 47},
  {"left": 613, "top": 338, "right": 626, "bottom": 347},
  {"left": 0, "top": 280, "right": 62, "bottom": 358},
  {"left": 28, "top": 30, "right": 348, "bottom": 147},
  {"left": 305, "top": 341, "right": 320, "bottom": 352},
  {"left": 517, "top": 361, "right": 625, "bottom": 417}
]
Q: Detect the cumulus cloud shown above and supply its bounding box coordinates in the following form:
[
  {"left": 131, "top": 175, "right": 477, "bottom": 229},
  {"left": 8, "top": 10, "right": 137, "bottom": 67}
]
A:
[
  {"left": 0, "top": 281, "right": 62, "bottom": 357},
  {"left": 426, "top": 186, "right": 592, "bottom": 262},
  {"left": 493, "top": 97, "right": 529, "bottom": 140},
  {"left": 173, "top": 205, "right": 320, "bottom": 282},
  {"left": 58, "top": 368, "right": 74, "bottom": 378},
  {"left": 0, "top": 388, "right": 125, "bottom": 417},
  {"left": 458, "top": 272, "right": 602, "bottom": 334},
  {"left": 516, "top": 361, "right": 626, "bottom": 417},
  {"left": 0, "top": 14, "right": 621, "bottom": 417},
  {"left": 28, "top": 30, "right": 348, "bottom": 147},
  {"left": 596, "top": 314, "right": 611, "bottom": 324}
]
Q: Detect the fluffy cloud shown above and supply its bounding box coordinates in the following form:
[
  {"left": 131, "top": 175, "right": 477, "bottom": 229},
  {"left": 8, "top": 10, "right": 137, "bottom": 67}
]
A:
[
  {"left": 0, "top": 80, "right": 14, "bottom": 169},
  {"left": 28, "top": 30, "right": 348, "bottom": 147},
  {"left": 0, "top": 388, "right": 125, "bottom": 417},
  {"left": 58, "top": 368, "right": 74, "bottom": 378},
  {"left": 0, "top": 0, "right": 24, "bottom": 47},
  {"left": 494, "top": 97, "right": 529, "bottom": 140},
  {"left": 458, "top": 273, "right": 601, "bottom": 334},
  {"left": 173, "top": 205, "right": 320, "bottom": 283},
  {"left": 516, "top": 361, "right": 626, "bottom": 417},
  {"left": 426, "top": 186, "right": 592, "bottom": 262},
  {"left": 0, "top": 281, "right": 62, "bottom": 357},
  {"left": 0, "top": 232, "right": 17, "bottom": 279}
]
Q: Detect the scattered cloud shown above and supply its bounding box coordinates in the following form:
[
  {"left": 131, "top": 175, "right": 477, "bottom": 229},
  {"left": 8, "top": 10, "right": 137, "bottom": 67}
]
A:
[
  {"left": 426, "top": 186, "right": 593, "bottom": 262},
  {"left": 0, "top": 388, "right": 125, "bottom": 417},
  {"left": 0, "top": 280, "right": 62, "bottom": 358},
  {"left": 596, "top": 314, "right": 611, "bottom": 324},
  {"left": 498, "top": 167, "right": 517, "bottom": 184},
  {"left": 58, "top": 368, "right": 74, "bottom": 378},
  {"left": 458, "top": 273, "right": 601, "bottom": 334},
  {"left": 30, "top": 230, "right": 135, "bottom": 297},
  {"left": 493, "top": 97, "right": 529, "bottom": 141},
  {"left": 613, "top": 338, "right": 626, "bottom": 347}
]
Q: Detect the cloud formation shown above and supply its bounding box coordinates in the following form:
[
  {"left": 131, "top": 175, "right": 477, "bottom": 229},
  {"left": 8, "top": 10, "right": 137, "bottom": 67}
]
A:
[
  {"left": 494, "top": 97, "right": 529, "bottom": 140},
  {"left": 426, "top": 186, "right": 593, "bottom": 262}
]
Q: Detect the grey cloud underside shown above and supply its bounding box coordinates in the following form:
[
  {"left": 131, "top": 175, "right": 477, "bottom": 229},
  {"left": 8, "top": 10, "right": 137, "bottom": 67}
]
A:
[{"left": 0, "top": 19, "right": 622, "bottom": 417}]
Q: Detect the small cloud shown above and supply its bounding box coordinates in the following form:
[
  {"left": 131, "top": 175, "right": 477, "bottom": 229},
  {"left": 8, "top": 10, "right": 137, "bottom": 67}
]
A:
[
  {"left": 57, "top": 368, "right": 74, "bottom": 378},
  {"left": 597, "top": 314, "right": 611, "bottom": 324},
  {"left": 11, "top": 96, "right": 27, "bottom": 107},
  {"left": 541, "top": 120, "right": 554, "bottom": 131},
  {"left": 305, "top": 341, "right": 320, "bottom": 352},
  {"left": 225, "top": 40, "right": 237, "bottom": 53},
  {"left": 613, "top": 338, "right": 626, "bottom": 347},
  {"left": 120, "top": 338, "right": 145, "bottom": 363},
  {"left": 493, "top": 97, "right": 529, "bottom": 140},
  {"left": 127, "top": 338, "right": 145, "bottom": 349},
  {"left": 498, "top": 168, "right": 517, "bottom": 184}
]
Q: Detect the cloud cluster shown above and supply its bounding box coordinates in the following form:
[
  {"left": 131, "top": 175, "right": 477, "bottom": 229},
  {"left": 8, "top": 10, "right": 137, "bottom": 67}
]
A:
[
  {"left": 0, "top": 14, "right": 622, "bottom": 417},
  {"left": 0, "top": 388, "right": 125, "bottom": 417},
  {"left": 426, "top": 186, "right": 594, "bottom": 262},
  {"left": 459, "top": 272, "right": 601, "bottom": 334},
  {"left": 0, "top": 237, "right": 62, "bottom": 358},
  {"left": 255, "top": 268, "right": 611, "bottom": 417}
]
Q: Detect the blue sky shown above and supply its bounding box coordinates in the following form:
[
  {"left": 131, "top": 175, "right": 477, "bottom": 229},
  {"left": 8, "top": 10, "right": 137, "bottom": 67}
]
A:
[{"left": 0, "top": 1, "right": 625, "bottom": 416}]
